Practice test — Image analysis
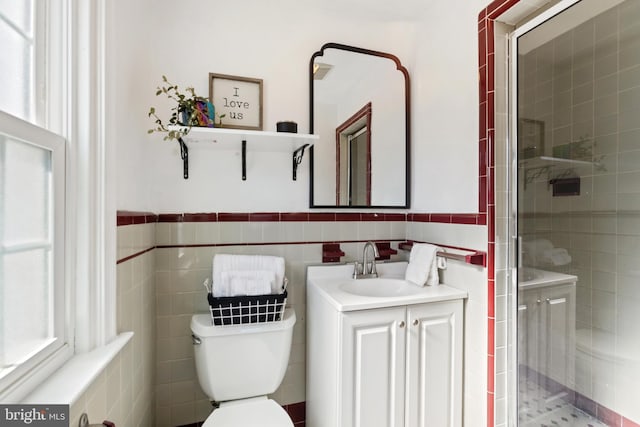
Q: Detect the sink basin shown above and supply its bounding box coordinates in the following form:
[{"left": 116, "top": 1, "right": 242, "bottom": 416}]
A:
[
  {"left": 518, "top": 267, "right": 539, "bottom": 282},
  {"left": 339, "top": 278, "right": 424, "bottom": 298}
]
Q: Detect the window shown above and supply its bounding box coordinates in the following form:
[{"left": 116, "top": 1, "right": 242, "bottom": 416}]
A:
[
  {"left": 0, "top": 0, "right": 111, "bottom": 402},
  {"left": 0, "top": 1, "right": 39, "bottom": 123},
  {"left": 0, "top": 1, "right": 71, "bottom": 401},
  {"left": 0, "top": 112, "right": 68, "bottom": 396}
]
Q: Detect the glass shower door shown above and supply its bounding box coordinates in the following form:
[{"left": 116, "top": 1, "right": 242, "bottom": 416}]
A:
[{"left": 514, "top": 0, "right": 640, "bottom": 425}]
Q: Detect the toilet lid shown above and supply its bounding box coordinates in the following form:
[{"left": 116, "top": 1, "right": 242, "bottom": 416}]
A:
[{"left": 203, "top": 398, "right": 294, "bottom": 427}]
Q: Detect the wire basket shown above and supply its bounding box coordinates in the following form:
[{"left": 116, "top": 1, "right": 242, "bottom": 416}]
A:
[{"left": 207, "top": 290, "right": 287, "bottom": 326}]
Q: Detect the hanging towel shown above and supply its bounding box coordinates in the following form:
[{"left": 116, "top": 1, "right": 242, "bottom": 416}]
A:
[
  {"left": 404, "top": 243, "right": 441, "bottom": 286},
  {"left": 212, "top": 254, "right": 285, "bottom": 296},
  {"left": 214, "top": 270, "right": 276, "bottom": 297}
]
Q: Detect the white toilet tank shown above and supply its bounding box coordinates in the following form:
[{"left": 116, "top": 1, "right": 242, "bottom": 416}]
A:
[{"left": 191, "top": 308, "right": 296, "bottom": 402}]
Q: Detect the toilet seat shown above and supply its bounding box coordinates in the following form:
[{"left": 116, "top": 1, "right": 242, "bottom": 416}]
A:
[{"left": 203, "top": 397, "right": 294, "bottom": 427}]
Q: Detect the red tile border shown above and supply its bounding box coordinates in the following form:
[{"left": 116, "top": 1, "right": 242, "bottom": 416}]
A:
[
  {"left": 487, "top": 354, "right": 495, "bottom": 393},
  {"left": 116, "top": 211, "right": 157, "bottom": 226},
  {"left": 487, "top": 391, "right": 495, "bottom": 427},
  {"left": 284, "top": 402, "right": 306, "bottom": 423},
  {"left": 430, "top": 214, "right": 452, "bottom": 223},
  {"left": 116, "top": 246, "right": 155, "bottom": 264},
  {"left": 218, "top": 212, "right": 250, "bottom": 222},
  {"left": 451, "top": 214, "right": 479, "bottom": 224},
  {"left": 479, "top": 2, "right": 525, "bottom": 426},
  {"left": 487, "top": 280, "right": 495, "bottom": 317},
  {"left": 249, "top": 212, "right": 280, "bottom": 222},
  {"left": 308, "top": 212, "right": 336, "bottom": 222},
  {"left": 478, "top": 213, "right": 487, "bottom": 225},
  {"left": 335, "top": 212, "right": 361, "bottom": 221},
  {"left": 384, "top": 213, "right": 406, "bottom": 221},
  {"left": 157, "top": 213, "right": 184, "bottom": 222},
  {"left": 624, "top": 417, "right": 640, "bottom": 427},
  {"left": 183, "top": 212, "right": 217, "bottom": 222},
  {"left": 361, "top": 212, "right": 385, "bottom": 221},
  {"left": 597, "top": 404, "right": 622, "bottom": 426},
  {"left": 122, "top": 211, "right": 483, "bottom": 226},
  {"left": 487, "top": 318, "right": 495, "bottom": 356},
  {"left": 280, "top": 212, "right": 309, "bottom": 222}
]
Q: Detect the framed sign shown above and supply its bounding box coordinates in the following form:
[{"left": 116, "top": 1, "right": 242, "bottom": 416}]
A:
[
  {"left": 518, "top": 118, "right": 545, "bottom": 159},
  {"left": 209, "top": 73, "right": 263, "bottom": 130}
]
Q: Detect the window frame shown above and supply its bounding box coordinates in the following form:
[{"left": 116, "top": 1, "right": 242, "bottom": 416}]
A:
[{"left": 0, "top": 110, "right": 71, "bottom": 402}]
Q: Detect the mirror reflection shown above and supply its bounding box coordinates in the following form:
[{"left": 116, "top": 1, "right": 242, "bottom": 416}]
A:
[{"left": 310, "top": 43, "right": 410, "bottom": 208}]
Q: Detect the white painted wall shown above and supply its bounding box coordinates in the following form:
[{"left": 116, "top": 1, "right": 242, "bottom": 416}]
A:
[{"left": 108, "top": 0, "right": 489, "bottom": 214}]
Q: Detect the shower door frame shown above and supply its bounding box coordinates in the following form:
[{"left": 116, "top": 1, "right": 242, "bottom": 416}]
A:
[{"left": 507, "top": 1, "right": 583, "bottom": 425}]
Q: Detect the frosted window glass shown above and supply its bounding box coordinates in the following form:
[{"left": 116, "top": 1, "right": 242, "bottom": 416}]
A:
[
  {"left": 0, "top": 137, "right": 53, "bottom": 373},
  {"left": 1, "top": 137, "right": 50, "bottom": 244},
  {"left": 0, "top": 2, "right": 34, "bottom": 122},
  {"left": 0, "top": 0, "right": 33, "bottom": 36},
  {"left": 1, "top": 249, "right": 53, "bottom": 367}
]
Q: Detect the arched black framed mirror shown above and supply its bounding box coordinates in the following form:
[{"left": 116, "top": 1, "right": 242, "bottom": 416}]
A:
[{"left": 309, "top": 42, "right": 410, "bottom": 208}]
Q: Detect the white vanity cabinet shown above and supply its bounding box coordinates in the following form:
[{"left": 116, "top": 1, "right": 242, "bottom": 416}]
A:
[
  {"left": 518, "top": 279, "right": 576, "bottom": 389},
  {"left": 307, "top": 274, "right": 464, "bottom": 427}
]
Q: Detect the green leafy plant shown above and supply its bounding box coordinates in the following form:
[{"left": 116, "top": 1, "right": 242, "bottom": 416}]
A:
[{"left": 147, "top": 75, "right": 224, "bottom": 141}]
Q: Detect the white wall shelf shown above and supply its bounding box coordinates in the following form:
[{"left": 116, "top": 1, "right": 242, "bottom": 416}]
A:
[
  {"left": 519, "top": 155, "right": 603, "bottom": 188},
  {"left": 167, "top": 126, "right": 319, "bottom": 180}
]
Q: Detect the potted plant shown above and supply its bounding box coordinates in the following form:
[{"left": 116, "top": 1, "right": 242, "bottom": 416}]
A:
[
  {"left": 148, "top": 76, "right": 226, "bottom": 179},
  {"left": 147, "top": 75, "right": 222, "bottom": 142}
]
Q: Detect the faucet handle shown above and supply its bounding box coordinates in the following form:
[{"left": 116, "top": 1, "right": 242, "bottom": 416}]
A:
[{"left": 352, "top": 261, "right": 361, "bottom": 278}]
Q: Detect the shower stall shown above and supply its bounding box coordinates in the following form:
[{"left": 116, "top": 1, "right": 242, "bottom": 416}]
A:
[{"left": 510, "top": 0, "right": 640, "bottom": 425}]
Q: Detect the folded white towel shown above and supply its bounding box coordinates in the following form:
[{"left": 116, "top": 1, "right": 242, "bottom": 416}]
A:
[
  {"left": 405, "top": 243, "right": 440, "bottom": 287},
  {"left": 214, "top": 270, "right": 276, "bottom": 297},
  {"left": 213, "top": 254, "right": 285, "bottom": 296},
  {"left": 541, "top": 248, "right": 572, "bottom": 266}
]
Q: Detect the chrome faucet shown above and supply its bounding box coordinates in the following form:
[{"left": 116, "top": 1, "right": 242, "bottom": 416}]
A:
[{"left": 357, "top": 241, "right": 379, "bottom": 278}]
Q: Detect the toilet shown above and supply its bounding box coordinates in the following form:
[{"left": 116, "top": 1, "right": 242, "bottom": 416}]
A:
[{"left": 191, "top": 308, "right": 296, "bottom": 427}]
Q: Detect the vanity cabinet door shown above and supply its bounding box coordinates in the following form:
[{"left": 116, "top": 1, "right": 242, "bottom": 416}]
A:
[
  {"left": 406, "top": 300, "right": 463, "bottom": 427},
  {"left": 540, "top": 283, "right": 575, "bottom": 388},
  {"left": 519, "top": 288, "right": 543, "bottom": 376},
  {"left": 519, "top": 282, "right": 575, "bottom": 389},
  {"left": 341, "top": 306, "right": 407, "bottom": 427}
]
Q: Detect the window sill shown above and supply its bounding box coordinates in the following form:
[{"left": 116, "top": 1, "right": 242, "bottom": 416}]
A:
[{"left": 23, "top": 332, "right": 133, "bottom": 405}]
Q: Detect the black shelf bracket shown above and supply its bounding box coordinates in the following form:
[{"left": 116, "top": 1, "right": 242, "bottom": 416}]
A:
[
  {"left": 178, "top": 137, "right": 189, "bottom": 179},
  {"left": 241, "top": 140, "right": 247, "bottom": 180},
  {"left": 292, "top": 144, "right": 309, "bottom": 181}
]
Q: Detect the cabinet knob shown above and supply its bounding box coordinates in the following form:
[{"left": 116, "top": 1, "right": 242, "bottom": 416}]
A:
[
  {"left": 536, "top": 299, "right": 542, "bottom": 304},
  {"left": 412, "top": 319, "right": 419, "bottom": 326},
  {"left": 399, "top": 321, "right": 406, "bottom": 328}
]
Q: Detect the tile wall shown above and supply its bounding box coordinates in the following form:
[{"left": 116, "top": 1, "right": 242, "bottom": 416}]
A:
[
  {"left": 110, "top": 211, "right": 491, "bottom": 426},
  {"left": 69, "top": 214, "right": 157, "bottom": 426},
  {"left": 153, "top": 213, "right": 407, "bottom": 426},
  {"left": 480, "top": 1, "right": 552, "bottom": 426},
  {"left": 406, "top": 220, "right": 489, "bottom": 426}
]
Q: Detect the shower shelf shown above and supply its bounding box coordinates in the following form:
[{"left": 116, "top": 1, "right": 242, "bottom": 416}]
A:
[
  {"left": 519, "top": 156, "right": 602, "bottom": 188},
  {"left": 166, "top": 126, "right": 319, "bottom": 180}
]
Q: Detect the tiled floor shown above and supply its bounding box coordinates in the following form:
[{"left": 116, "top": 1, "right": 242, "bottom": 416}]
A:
[{"left": 519, "top": 379, "right": 609, "bottom": 427}]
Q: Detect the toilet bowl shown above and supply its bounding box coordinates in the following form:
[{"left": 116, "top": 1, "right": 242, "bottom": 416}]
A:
[{"left": 191, "top": 308, "right": 296, "bottom": 426}]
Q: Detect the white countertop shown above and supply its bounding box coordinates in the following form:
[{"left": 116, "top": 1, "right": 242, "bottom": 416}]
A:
[
  {"left": 519, "top": 267, "right": 577, "bottom": 290},
  {"left": 307, "top": 263, "right": 467, "bottom": 312}
]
